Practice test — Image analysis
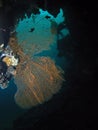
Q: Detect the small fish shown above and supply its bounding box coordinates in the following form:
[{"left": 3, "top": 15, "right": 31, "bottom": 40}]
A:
[
  {"left": 45, "top": 15, "right": 51, "bottom": 19},
  {"left": 29, "top": 28, "right": 35, "bottom": 32}
]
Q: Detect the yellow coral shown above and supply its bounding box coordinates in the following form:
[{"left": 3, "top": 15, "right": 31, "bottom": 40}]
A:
[
  {"left": 3, "top": 56, "right": 12, "bottom": 66},
  {"left": 2, "top": 56, "right": 18, "bottom": 66}
]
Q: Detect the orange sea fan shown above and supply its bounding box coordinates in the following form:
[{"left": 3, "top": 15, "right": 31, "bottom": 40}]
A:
[{"left": 9, "top": 37, "right": 64, "bottom": 109}]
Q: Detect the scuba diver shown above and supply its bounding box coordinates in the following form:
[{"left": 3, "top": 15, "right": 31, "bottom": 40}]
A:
[
  {"left": 0, "top": 14, "right": 18, "bottom": 89},
  {"left": 0, "top": 43, "right": 19, "bottom": 89}
]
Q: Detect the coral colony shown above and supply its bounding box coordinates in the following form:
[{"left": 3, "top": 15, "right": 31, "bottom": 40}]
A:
[{"left": 0, "top": 8, "right": 69, "bottom": 109}]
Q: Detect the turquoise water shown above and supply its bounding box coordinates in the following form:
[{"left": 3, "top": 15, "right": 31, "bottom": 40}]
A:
[{"left": 0, "top": 79, "right": 26, "bottom": 129}]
